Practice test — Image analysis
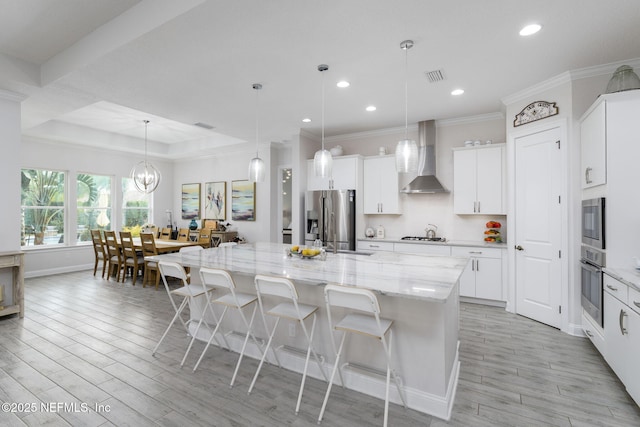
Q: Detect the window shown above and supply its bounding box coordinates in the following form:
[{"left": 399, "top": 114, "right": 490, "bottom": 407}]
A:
[
  {"left": 21, "top": 169, "right": 65, "bottom": 247},
  {"left": 122, "top": 177, "right": 151, "bottom": 236},
  {"left": 77, "top": 174, "right": 111, "bottom": 243}
]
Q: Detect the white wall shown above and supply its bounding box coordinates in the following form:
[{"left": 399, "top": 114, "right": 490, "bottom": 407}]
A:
[
  {"left": 22, "top": 136, "right": 174, "bottom": 276},
  {"left": 324, "top": 116, "right": 506, "bottom": 242},
  {"left": 171, "top": 144, "right": 272, "bottom": 243},
  {"left": 0, "top": 91, "right": 24, "bottom": 253}
]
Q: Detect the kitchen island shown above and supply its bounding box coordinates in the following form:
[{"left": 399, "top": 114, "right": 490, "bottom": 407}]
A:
[{"left": 150, "top": 242, "right": 467, "bottom": 420}]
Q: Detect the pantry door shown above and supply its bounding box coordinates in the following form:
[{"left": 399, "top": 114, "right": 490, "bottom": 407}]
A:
[{"left": 513, "top": 125, "right": 563, "bottom": 328}]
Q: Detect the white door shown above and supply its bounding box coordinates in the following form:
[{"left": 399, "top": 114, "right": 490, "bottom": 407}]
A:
[{"left": 514, "top": 127, "right": 562, "bottom": 328}]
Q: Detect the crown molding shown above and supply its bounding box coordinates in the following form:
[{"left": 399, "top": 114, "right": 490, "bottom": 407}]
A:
[
  {"left": 0, "top": 88, "right": 27, "bottom": 102},
  {"left": 436, "top": 112, "right": 504, "bottom": 127},
  {"left": 502, "top": 57, "right": 640, "bottom": 106}
]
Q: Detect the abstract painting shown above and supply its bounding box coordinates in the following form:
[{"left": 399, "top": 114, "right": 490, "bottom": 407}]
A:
[
  {"left": 232, "top": 180, "right": 255, "bottom": 221},
  {"left": 181, "top": 183, "right": 200, "bottom": 219},
  {"left": 205, "top": 181, "right": 226, "bottom": 220}
]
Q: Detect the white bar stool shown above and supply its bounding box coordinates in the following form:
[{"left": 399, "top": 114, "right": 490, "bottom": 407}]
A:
[
  {"left": 152, "top": 261, "right": 211, "bottom": 356},
  {"left": 249, "top": 275, "right": 328, "bottom": 414},
  {"left": 191, "top": 268, "right": 263, "bottom": 388},
  {"left": 318, "top": 284, "right": 407, "bottom": 427}
]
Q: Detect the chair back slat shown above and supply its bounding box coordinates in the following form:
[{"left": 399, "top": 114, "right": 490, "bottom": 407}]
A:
[
  {"left": 158, "top": 261, "right": 188, "bottom": 282},
  {"left": 324, "top": 284, "right": 380, "bottom": 314},
  {"left": 160, "top": 227, "right": 172, "bottom": 240},
  {"left": 254, "top": 275, "right": 298, "bottom": 300},
  {"left": 103, "top": 230, "right": 122, "bottom": 260},
  {"left": 140, "top": 232, "right": 158, "bottom": 256},
  {"left": 200, "top": 267, "right": 235, "bottom": 291},
  {"left": 177, "top": 228, "right": 190, "bottom": 242}
]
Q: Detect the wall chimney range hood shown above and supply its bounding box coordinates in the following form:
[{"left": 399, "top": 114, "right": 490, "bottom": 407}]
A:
[{"left": 401, "top": 120, "right": 448, "bottom": 193}]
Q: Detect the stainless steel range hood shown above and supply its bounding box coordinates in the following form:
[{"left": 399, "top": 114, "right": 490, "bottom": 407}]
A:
[{"left": 401, "top": 120, "right": 448, "bottom": 193}]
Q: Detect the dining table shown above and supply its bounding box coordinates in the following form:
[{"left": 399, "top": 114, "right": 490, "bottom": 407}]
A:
[{"left": 117, "top": 236, "right": 202, "bottom": 254}]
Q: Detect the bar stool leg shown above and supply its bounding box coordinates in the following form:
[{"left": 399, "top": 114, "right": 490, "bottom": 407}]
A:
[
  {"left": 318, "top": 332, "right": 347, "bottom": 424},
  {"left": 193, "top": 306, "right": 229, "bottom": 371},
  {"left": 229, "top": 304, "right": 259, "bottom": 388},
  {"left": 152, "top": 298, "right": 188, "bottom": 356},
  {"left": 248, "top": 316, "right": 281, "bottom": 394}
]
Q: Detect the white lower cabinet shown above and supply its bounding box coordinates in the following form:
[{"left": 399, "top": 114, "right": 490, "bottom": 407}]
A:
[
  {"left": 582, "top": 312, "right": 605, "bottom": 355},
  {"left": 393, "top": 242, "right": 451, "bottom": 256},
  {"left": 451, "top": 246, "right": 503, "bottom": 300},
  {"left": 603, "top": 274, "right": 640, "bottom": 405},
  {"left": 357, "top": 240, "right": 394, "bottom": 252}
]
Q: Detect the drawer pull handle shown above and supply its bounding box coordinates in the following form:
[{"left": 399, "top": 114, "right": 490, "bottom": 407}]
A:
[
  {"left": 585, "top": 330, "right": 594, "bottom": 338},
  {"left": 469, "top": 251, "right": 482, "bottom": 254},
  {"left": 634, "top": 301, "right": 640, "bottom": 309},
  {"left": 619, "top": 309, "right": 628, "bottom": 335},
  {"left": 370, "top": 245, "right": 379, "bottom": 248},
  {"left": 607, "top": 284, "right": 618, "bottom": 291}
]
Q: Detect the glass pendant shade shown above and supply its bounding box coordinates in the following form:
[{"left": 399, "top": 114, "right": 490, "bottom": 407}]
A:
[
  {"left": 131, "top": 160, "right": 161, "bottom": 193},
  {"left": 314, "top": 148, "right": 333, "bottom": 178},
  {"left": 605, "top": 65, "right": 640, "bottom": 93},
  {"left": 248, "top": 156, "right": 265, "bottom": 182},
  {"left": 395, "top": 138, "right": 419, "bottom": 173}
]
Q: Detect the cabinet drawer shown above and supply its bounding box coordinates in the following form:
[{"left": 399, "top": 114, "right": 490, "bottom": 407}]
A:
[
  {"left": 357, "top": 240, "right": 393, "bottom": 251},
  {"left": 582, "top": 312, "right": 605, "bottom": 355},
  {"left": 604, "top": 273, "right": 628, "bottom": 304},
  {"left": 393, "top": 243, "right": 451, "bottom": 256},
  {"left": 629, "top": 286, "right": 640, "bottom": 315},
  {"left": 451, "top": 246, "right": 502, "bottom": 259}
]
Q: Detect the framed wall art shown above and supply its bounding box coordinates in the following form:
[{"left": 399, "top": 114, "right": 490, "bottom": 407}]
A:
[
  {"left": 231, "top": 180, "right": 256, "bottom": 221},
  {"left": 181, "top": 183, "right": 201, "bottom": 219},
  {"left": 204, "top": 181, "right": 226, "bottom": 220}
]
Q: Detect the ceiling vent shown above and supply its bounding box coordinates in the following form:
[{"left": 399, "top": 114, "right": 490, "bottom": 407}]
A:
[
  {"left": 425, "top": 69, "right": 445, "bottom": 83},
  {"left": 193, "top": 122, "right": 215, "bottom": 130}
]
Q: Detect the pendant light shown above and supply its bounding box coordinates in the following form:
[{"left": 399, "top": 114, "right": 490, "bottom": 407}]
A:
[
  {"left": 248, "top": 83, "right": 265, "bottom": 182},
  {"left": 314, "top": 64, "right": 332, "bottom": 177},
  {"left": 395, "top": 40, "right": 419, "bottom": 173},
  {"left": 131, "top": 120, "right": 161, "bottom": 193}
]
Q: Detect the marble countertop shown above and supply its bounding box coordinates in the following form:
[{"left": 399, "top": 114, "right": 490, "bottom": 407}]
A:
[
  {"left": 149, "top": 242, "right": 468, "bottom": 303},
  {"left": 358, "top": 237, "right": 507, "bottom": 249},
  {"left": 603, "top": 266, "right": 640, "bottom": 293}
]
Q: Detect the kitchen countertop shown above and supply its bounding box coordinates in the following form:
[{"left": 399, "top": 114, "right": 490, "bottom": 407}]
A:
[
  {"left": 149, "top": 241, "right": 468, "bottom": 303},
  {"left": 358, "top": 237, "right": 508, "bottom": 249},
  {"left": 603, "top": 266, "right": 640, "bottom": 293}
]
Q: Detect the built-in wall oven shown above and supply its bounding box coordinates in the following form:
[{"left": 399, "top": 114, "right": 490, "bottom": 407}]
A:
[{"left": 581, "top": 197, "right": 606, "bottom": 327}]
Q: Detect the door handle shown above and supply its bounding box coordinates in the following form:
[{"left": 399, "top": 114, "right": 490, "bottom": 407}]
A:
[
  {"left": 619, "top": 309, "right": 628, "bottom": 335},
  {"left": 585, "top": 167, "right": 593, "bottom": 184},
  {"left": 515, "top": 245, "right": 524, "bottom": 251}
]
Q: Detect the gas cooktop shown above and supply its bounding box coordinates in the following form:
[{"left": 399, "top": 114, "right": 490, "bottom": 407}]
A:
[{"left": 401, "top": 236, "right": 447, "bottom": 242}]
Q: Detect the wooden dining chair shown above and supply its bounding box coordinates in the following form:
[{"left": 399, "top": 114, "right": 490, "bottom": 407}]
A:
[
  {"left": 197, "top": 228, "right": 212, "bottom": 249},
  {"left": 177, "top": 228, "right": 190, "bottom": 242},
  {"left": 120, "top": 231, "right": 144, "bottom": 286},
  {"left": 90, "top": 229, "right": 108, "bottom": 278},
  {"left": 104, "top": 230, "right": 124, "bottom": 282},
  {"left": 140, "top": 232, "right": 160, "bottom": 289},
  {"left": 160, "top": 227, "right": 172, "bottom": 240}
]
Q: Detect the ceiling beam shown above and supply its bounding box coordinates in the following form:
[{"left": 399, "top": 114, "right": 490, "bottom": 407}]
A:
[{"left": 40, "top": 0, "right": 206, "bottom": 86}]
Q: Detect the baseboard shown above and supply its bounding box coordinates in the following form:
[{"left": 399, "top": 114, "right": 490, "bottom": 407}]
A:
[{"left": 25, "top": 264, "right": 93, "bottom": 279}]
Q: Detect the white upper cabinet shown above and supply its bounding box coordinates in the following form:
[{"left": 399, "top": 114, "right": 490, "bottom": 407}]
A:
[
  {"left": 580, "top": 99, "right": 607, "bottom": 188},
  {"left": 307, "top": 155, "right": 361, "bottom": 191},
  {"left": 453, "top": 144, "right": 505, "bottom": 215},
  {"left": 363, "top": 155, "right": 400, "bottom": 214}
]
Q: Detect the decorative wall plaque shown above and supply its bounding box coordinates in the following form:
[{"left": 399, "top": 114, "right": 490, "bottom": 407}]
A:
[{"left": 513, "top": 101, "right": 559, "bottom": 127}]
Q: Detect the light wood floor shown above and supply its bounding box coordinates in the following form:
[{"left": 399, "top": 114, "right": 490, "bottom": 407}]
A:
[{"left": 0, "top": 271, "right": 638, "bottom": 426}]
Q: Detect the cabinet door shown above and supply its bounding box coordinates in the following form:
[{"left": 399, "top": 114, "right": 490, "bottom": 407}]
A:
[
  {"left": 604, "top": 291, "right": 628, "bottom": 381},
  {"left": 331, "top": 157, "right": 358, "bottom": 190},
  {"left": 364, "top": 156, "right": 399, "bottom": 214},
  {"left": 458, "top": 259, "right": 475, "bottom": 297},
  {"left": 474, "top": 257, "right": 502, "bottom": 300},
  {"left": 626, "top": 307, "right": 640, "bottom": 404},
  {"left": 453, "top": 150, "right": 477, "bottom": 214},
  {"left": 476, "top": 146, "right": 504, "bottom": 214},
  {"left": 580, "top": 100, "right": 606, "bottom": 188}
]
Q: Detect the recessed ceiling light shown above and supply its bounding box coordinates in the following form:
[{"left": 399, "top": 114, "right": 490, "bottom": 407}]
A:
[
  {"left": 519, "top": 24, "right": 541, "bottom": 36},
  {"left": 366, "top": 105, "right": 377, "bottom": 112},
  {"left": 337, "top": 81, "right": 350, "bottom": 88},
  {"left": 451, "top": 89, "right": 465, "bottom": 96},
  {"left": 302, "top": 118, "right": 311, "bottom": 123}
]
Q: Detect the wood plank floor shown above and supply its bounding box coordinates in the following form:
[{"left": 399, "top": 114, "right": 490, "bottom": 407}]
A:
[{"left": 0, "top": 271, "right": 638, "bottom": 426}]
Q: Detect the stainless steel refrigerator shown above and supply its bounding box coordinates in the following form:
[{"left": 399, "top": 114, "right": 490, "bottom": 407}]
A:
[{"left": 305, "top": 189, "right": 356, "bottom": 251}]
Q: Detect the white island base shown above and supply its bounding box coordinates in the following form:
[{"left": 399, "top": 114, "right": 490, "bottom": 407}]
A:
[{"left": 152, "top": 243, "right": 465, "bottom": 420}]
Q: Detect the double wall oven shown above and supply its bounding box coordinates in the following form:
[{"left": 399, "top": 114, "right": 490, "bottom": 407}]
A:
[{"left": 581, "top": 197, "right": 606, "bottom": 327}]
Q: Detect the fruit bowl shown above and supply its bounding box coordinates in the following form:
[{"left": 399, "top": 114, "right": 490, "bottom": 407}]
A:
[{"left": 289, "top": 246, "right": 321, "bottom": 258}]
